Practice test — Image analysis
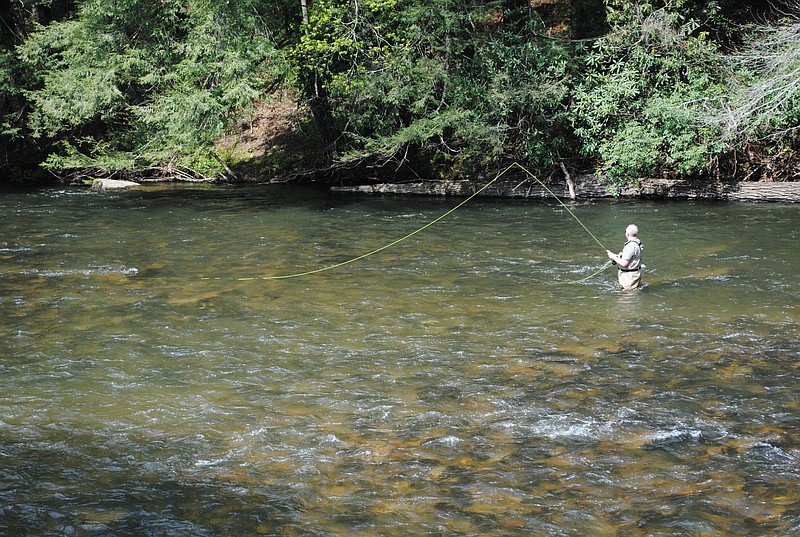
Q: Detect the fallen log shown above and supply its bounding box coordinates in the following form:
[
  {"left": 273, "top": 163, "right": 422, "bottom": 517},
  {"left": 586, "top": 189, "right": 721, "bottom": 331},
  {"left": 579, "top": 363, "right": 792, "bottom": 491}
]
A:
[
  {"left": 628, "top": 178, "right": 800, "bottom": 202},
  {"left": 330, "top": 175, "right": 800, "bottom": 202}
]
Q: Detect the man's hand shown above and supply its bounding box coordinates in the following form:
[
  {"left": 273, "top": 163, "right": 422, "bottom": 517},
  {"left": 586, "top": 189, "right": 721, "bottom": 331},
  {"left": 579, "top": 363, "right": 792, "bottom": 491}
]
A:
[{"left": 607, "top": 250, "right": 629, "bottom": 268}]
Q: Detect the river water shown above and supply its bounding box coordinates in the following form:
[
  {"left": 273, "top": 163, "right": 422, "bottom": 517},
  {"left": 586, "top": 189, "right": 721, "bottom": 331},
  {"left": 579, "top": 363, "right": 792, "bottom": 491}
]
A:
[{"left": 0, "top": 184, "right": 798, "bottom": 536}]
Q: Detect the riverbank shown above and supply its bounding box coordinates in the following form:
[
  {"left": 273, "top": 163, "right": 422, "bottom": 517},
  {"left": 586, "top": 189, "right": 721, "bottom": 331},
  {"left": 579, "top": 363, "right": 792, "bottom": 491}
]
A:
[
  {"left": 84, "top": 173, "right": 800, "bottom": 203},
  {"left": 211, "top": 93, "right": 800, "bottom": 203},
  {"left": 48, "top": 92, "right": 799, "bottom": 203}
]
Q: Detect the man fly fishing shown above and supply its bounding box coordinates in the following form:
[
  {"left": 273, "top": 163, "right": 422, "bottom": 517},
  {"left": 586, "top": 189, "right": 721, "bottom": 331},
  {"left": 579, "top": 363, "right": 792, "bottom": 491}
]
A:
[{"left": 607, "top": 224, "right": 643, "bottom": 290}]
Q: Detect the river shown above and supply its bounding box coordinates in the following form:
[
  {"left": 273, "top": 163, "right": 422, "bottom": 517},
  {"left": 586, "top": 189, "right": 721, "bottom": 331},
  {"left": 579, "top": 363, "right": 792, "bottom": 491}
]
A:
[{"left": 1, "top": 184, "right": 798, "bottom": 536}]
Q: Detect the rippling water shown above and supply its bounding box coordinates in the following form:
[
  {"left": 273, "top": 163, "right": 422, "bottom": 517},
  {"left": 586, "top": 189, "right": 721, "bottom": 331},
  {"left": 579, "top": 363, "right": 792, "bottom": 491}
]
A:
[{"left": 1, "top": 184, "right": 798, "bottom": 536}]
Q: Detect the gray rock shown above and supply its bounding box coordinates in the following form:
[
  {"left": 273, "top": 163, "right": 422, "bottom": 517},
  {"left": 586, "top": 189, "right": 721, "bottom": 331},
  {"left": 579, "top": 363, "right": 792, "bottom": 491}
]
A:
[{"left": 90, "top": 179, "right": 141, "bottom": 191}]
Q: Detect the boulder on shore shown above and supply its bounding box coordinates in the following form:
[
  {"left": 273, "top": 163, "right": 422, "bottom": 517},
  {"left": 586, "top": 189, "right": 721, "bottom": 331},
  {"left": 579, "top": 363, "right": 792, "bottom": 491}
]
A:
[{"left": 91, "top": 178, "right": 141, "bottom": 192}]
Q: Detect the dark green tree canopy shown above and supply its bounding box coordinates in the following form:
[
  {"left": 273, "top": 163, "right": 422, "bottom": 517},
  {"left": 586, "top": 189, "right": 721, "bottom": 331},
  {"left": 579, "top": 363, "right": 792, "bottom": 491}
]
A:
[
  {"left": 1, "top": 0, "right": 798, "bottom": 184},
  {"left": 10, "top": 0, "right": 284, "bottom": 177}
]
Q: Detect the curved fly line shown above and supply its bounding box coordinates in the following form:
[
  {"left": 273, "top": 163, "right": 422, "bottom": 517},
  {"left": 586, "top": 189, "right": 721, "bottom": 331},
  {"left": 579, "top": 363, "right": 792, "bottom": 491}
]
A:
[{"left": 215, "top": 162, "right": 612, "bottom": 283}]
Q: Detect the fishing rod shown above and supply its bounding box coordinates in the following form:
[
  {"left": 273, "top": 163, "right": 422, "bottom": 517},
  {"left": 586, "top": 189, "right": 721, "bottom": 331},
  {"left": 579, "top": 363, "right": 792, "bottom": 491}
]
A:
[{"left": 215, "top": 162, "right": 612, "bottom": 282}]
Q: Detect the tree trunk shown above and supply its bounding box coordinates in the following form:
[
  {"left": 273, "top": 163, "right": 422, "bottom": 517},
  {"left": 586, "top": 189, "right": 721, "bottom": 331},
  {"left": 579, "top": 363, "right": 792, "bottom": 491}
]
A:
[{"left": 300, "top": 0, "right": 309, "bottom": 29}]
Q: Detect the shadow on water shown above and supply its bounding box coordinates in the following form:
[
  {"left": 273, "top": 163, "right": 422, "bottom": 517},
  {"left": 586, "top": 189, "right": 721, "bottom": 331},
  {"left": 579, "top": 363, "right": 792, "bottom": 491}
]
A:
[
  {"left": 0, "top": 437, "right": 301, "bottom": 535},
  {"left": 0, "top": 187, "right": 799, "bottom": 535}
]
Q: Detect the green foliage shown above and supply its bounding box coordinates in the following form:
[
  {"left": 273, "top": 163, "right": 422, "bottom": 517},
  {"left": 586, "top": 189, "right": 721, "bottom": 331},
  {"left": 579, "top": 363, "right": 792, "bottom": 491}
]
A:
[
  {"left": 42, "top": 139, "right": 133, "bottom": 170},
  {"left": 0, "top": 49, "right": 21, "bottom": 139},
  {"left": 292, "top": 0, "right": 578, "bottom": 177},
  {"left": 17, "top": 0, "right": 286, "bottom": 176},
  {"left": 572, "top": 1, "right": 728, "bottom": 188},
  {"left": 3, "top": 0, "right": 797, "bottom": 185}
]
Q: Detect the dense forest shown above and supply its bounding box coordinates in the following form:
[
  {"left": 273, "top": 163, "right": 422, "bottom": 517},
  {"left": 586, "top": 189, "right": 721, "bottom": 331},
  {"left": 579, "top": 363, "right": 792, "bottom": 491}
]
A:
[{"left": 1, "top": 0, "right": 799, "bottom": 187}]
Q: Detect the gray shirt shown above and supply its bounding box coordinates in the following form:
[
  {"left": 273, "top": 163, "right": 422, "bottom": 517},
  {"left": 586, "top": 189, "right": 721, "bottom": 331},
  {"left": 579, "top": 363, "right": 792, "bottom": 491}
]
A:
[{"left": 620, "top": 239, "right": 643, "bottom": 270}]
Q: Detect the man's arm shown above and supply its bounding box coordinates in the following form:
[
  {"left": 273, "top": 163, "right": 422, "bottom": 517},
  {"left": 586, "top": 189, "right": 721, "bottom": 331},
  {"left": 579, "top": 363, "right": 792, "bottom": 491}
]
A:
[{"left": 606, "top": 250, "right": 631, "bottom": 268}]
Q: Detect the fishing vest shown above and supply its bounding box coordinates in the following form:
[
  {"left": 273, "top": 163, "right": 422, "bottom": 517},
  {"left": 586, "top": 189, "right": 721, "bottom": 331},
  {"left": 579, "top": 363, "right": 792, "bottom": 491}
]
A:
[{"left": 621, "top": 238, "right": 643, "bottom": 271}]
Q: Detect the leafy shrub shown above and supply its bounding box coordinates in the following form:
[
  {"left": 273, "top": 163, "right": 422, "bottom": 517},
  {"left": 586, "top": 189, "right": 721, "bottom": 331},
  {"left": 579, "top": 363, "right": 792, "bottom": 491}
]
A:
[{"left": 572, "top": 1, "right": 727, "bottom": 188}]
